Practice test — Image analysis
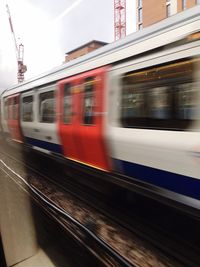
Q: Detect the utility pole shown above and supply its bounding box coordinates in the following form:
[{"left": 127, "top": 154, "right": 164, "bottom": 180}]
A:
[{"left": 6, "top": 4, "right": 27, "bottom": 83}]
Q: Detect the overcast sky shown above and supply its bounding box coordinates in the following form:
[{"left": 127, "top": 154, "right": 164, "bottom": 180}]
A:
[{"left": 0, "top": 0, "right": 136, "bottom": 90}]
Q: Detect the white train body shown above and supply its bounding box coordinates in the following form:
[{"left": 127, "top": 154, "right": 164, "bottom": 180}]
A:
[
  {"left": 1, "top": 6, "right": 200, "bottom": 211},
  {"left": 106, "top": 32, "right": 200, "bottom": 206}
]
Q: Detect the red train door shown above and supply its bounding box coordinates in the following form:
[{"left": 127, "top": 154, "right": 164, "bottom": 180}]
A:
[
  {"left": 58, "top": 67, "right": 110, "bottom": 171},
  {"left": 7, "top": 94, "right": 23, "bottom": 143}
]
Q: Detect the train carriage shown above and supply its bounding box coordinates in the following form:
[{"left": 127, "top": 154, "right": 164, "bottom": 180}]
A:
[
  {"left": 1, "top": 6, "right": 200, "bottom": 212},
  {"left": 107, "top": 53, "right": 200, "bottom": 203}
]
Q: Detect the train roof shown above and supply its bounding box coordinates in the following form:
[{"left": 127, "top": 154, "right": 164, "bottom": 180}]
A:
[{"left": 3, "top": 5, "right": 200, "bottom": 97}]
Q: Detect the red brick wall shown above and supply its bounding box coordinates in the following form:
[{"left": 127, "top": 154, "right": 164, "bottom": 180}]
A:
[
  {"left": 138, "top": 0, "right": 197, "bottom": 29},
  {"left": 143, "top": 0, "right": 166, "bottom": 27},
  {"left": 65, "top": 42, "right": 105, "bottom": 62}
]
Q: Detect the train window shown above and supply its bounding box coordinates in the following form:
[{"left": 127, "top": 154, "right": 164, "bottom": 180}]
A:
[
  {"left": 63, "top": 83, "right": 72, "bottom": 124},
  {"left": 121, "top": 59, "right": 196, "bottom": 130},
  {"left": 121, "top": 85, "right": 172, "bottom": 128},
  {"left": 8, "top": 99, "right": 12, "bottom": 120},
  {"left": 148, "top": 87, "right": 171, "bottom": 119},
  {"left": 121, "top": 86, "right": 145, "bottom": 120},
  {"left": 4, "top": 98, "right": 8, "bottom": 120},
  {"left": 39, "top": 91, "right": 55, "bottom": 123},
  {"left": 83, "top": 77, "right": 95, "bottom": 125},
  {"left": 22, "top": 96, "right": 33, "bottom": 122},
  {"left": 13, "top": 97, "right": 18, "bottom": 120},
  {"left": 176, "top": 83, "right": 198, "bottom": 120}
]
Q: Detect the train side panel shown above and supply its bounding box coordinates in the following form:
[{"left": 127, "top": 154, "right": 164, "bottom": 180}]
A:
[
  {"left": 107, "top": 41, "right": 200, "bottom": 203},
  {"left": 7, "top": 94, "right": 23, "bottom": 143},
  {"left": 20, "top": 86, "right": 62, "bottom": 154}
]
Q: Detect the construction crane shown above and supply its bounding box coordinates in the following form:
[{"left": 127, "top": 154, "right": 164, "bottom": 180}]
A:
[
  {"left": 114, "top": 0, "right": 126, "bottom": 41},
  {"left": 6, "top": 4, "right": 27, "bottom": 83}
]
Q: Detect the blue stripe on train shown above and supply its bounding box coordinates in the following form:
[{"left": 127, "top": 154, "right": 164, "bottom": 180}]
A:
[
  {"left": 25, "top": 137, "right": 63, "bottom": 154},
  {"left": 113, "top": 159, "right": 200, "bottom": 200}
]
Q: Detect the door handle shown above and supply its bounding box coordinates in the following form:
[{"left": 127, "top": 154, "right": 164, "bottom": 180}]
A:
[
  {"left": 34, "top": 129, "right": 40, "bottom": 132},
  {"left": 45, "top": 136, "right": 52, "bottom": 140}
]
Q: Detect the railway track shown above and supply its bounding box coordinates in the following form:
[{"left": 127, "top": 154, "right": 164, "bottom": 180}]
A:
[
  {"left": 0, "top": 144, "right": 200, "bottom": 266},
  {"left": 28, "top": 158, "right": 200, "bottom": 267},
  {"left": 0, "top": 156, "right": 133, "bottom": 267}
]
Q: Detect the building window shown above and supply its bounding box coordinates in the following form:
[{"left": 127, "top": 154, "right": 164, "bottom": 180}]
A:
[
  {"left": 138, "top": 0, "right": 142, "bottom": 7},
  {"left": 39, "top": 91, "right": 55, "bottom": 123},
  {"left": 166, "top": 3, "right": 171, "bottom": 17},
  {"left": 22, "top": 96, "right": 33, "bottom": 122},
  {"left": 182, "top": 0, "right": 187, "bottom": 10},
  {"left": 138, "top": 7, "right": 142, "bottom": 23},
  {"left": 138, "top": 23, "right": 143, "bottom": 30}
]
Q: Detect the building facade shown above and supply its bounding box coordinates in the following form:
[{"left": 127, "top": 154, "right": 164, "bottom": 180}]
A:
[
  {"left": 65, "top": 40, "right": 107, "bottom": 62},
  {"left": 136, "top": 0, "right": 199, "bottom": 30}
]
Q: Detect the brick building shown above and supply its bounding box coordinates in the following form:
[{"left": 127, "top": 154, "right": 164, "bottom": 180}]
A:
[
  {"left": 136, "top": 0, "right": 199, "bottom": 30},
  {"left": 65, "top": 40, "right": 107, "bottom": 62}
]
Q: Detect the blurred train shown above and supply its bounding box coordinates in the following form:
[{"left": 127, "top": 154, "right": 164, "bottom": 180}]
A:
[{"left": 1, "top": 6, "right": 200, "bottom": 213}]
